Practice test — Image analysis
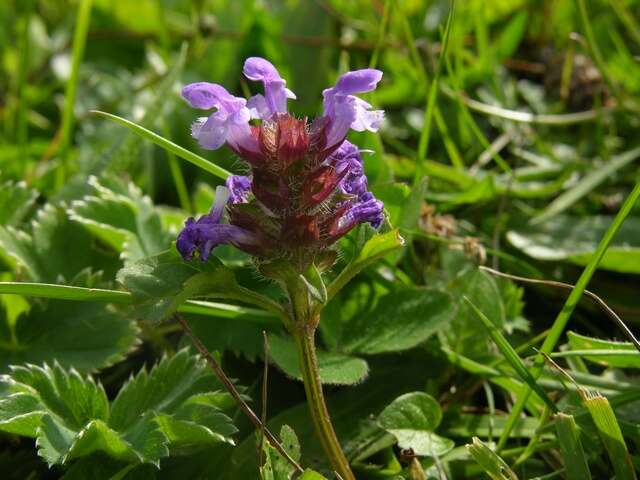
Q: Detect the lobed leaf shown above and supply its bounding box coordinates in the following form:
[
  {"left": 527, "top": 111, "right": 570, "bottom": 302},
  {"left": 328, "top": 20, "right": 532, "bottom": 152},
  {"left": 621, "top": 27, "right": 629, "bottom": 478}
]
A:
[{"left": 0, "top": 350, "right": 238, "bottom": 468}]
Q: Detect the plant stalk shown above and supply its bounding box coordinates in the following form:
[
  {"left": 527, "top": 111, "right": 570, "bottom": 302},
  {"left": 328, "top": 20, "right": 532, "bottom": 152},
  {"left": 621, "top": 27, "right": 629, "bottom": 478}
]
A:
[{"left": 294, "top": 324, "right": 355, "bottom": 480}]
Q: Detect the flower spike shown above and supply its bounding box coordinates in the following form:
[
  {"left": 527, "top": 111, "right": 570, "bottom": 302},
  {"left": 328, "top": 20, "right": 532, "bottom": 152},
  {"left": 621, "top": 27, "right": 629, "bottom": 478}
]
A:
[{"left": 179, "top": 59, "right": 386, "bottom": 266}]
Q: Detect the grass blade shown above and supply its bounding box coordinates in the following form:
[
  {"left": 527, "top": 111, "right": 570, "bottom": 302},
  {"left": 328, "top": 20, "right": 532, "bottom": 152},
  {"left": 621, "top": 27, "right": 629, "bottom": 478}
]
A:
[
  {"left": 583, "top": 393, "right": 636, "bottom": 480},
  {"left": 0, "top": 281, "right": 131, "bottom": 303},
  {"left": 414, "top": 0, "right": 457, "bottom": 184},
  {"left": 466, "top": 437, "right": 518, "bottom": 480},
  {"left": 57, "top": 0, "right": 93, "bottom": 187},
  {"left": 91, "top": 110, "right": 231, "bottom": 180},
  {"left": 554, "top": 413, "right": 592, "bottom": 480},
  {"left": 464, "top": 297, "right": 557, "bottom": 413},
  {"left": 497, "top": 180, "right": 640, "bottom": 450},
  {"left": 0, "top": 282, "right": 278, "bottom": 326},
  {"left": 533, "top": 146, "right": 640, "bottom": 224}
]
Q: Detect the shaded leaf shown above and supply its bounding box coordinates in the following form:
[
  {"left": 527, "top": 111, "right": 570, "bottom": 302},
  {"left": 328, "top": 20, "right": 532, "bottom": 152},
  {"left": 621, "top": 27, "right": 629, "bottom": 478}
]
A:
[
  {"left": 507, "top": 215, "right": 640, "bottom": 273},
  {"left": 567, "top": 331, "right": 640, "bottom": 368},
  {"left": 0, "top": 181, "right": 38, "bottom": 226},
  {"left": 341, "top": 288, "right": 455, "bottom": 355},
  {"left": 116, "top": 249, "right": 240, "bottom": 322},
  {"left": 68, "top": 175, "right": 172, "bottom": 264},
  {"left": 268, "top": 335, "right": 369, "bottom": 386},
  {"left": 0, "top": 300, "right": 139, "bottom": 373},
  {"left": 378, "top": 392, "right": 454, "bottom": 457}
]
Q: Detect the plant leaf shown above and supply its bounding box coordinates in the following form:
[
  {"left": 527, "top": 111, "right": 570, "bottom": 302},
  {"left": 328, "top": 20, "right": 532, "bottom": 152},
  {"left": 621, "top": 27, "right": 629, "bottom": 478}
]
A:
[
  {"left": 341, "top": 288, "right": 455, "bottom": 355},
  {"left": 378, "top": 392, "right": 454, "bottom": 457},
  {"left": 327, "top": 229, "right": 404, "bottom": 301},
  {"left": 554, "top": 413, "right": 592, "bottom": 480},
  {"left": 0, "top": 350, "right": 238, "bottom": 467},
  {"left": 466, "top": 437, "right": 518, "bottom": 480},
  {"left": 260, "top": 424, "right": 301, "bottom": 480},
  {"left": 0, "top": 300, "right": 139, "bottom": 373},
  {"left": 0, "top": 204, "right": 96, "bottom": 283},
  {"left": 566, "top": 331, "right": 640, "bottom": 368},
  {"left": 507, "top": 215, "right": 640, "bottom": 273},
  {"left": 68, "top": 175, "right": 172, "bottom": 264},
  {"left": 268, "top": 335, "right": 369, "bottom": 385},
  {"left": 0, "top": 181, "right": 38, "bottom": 226},
  {"left": 116, "top": 249, "right": 240, "bottom": 322},
  {"left": 583, "top": 393, "right": 636, "bottom": 480}
]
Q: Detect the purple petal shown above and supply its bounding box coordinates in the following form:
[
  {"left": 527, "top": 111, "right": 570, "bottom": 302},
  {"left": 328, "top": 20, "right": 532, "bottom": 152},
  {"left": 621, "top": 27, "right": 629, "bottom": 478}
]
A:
[
  {"left": 176, "top": 186, "right": 258, "bottom": 261},
  {"left": 331, "top": 140, "right": 369, "bottom": 197},
  {"left": 182, "top": 82, "right": 256, "bottom": 152},
  {"left": 209, "top": 186, "right": 230, "bottom": 222},
  {"left": 322, "top": 69, "right": 384, "bottom": 148},
  {"left": 225, "top": 175, "right": 252, "bottom": 204},
  {"left": 182, "top": 82, "right": 245, "bottom": 111},
  {"left": 333, "top": 69, "right": 383, "bottom": 95},
  {"left": 337, "top": 193, "right": 384, "bottom": 233},
  {"left": 243, "top": 57, "right": 295, "bottom": 118}
]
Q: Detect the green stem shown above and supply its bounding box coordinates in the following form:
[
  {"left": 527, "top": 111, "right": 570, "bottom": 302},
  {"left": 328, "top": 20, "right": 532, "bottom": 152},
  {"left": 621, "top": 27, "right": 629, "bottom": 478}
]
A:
[{"left": 294, "top": 325, "right": 354, "bottom": 480}]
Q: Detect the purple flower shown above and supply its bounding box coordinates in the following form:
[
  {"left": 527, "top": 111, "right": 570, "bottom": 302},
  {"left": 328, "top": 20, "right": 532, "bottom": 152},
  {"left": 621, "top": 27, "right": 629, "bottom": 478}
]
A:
[
  {"left": 322, "top": 69, "right": 384, "bottom": 148},
  {"left": 331, "top": 140, "right": 369, "bottom": 198},
  {"left": 225, "top": 175, "right": 252, "bottom": 204},
  {"left": 179, "top": 58, "right": 387, "bottom": 264},
  {"left": 176, "top": 186, "right": 258, "bottom": 261},
  {"left": 334, "top": 192, "right": 384, "bottom": 236},
  {"left": 243, "top": 57, "right": 296, "bottom": 120},
  {"left": 182, "top": 82, "right": 258, "bottom": 153}
]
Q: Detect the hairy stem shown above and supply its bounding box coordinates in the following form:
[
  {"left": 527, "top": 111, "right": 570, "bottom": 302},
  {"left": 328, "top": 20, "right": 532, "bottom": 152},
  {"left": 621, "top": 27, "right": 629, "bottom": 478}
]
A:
[{"left": 294, "top": 324, "right": 354, "bottom": 480}]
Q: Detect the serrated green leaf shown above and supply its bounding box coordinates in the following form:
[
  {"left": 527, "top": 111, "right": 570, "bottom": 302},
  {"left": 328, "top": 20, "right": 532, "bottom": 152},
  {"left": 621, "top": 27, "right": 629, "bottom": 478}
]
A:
[
  {"left": 68, "top": 175, "right": 172, "bottom": 263},
  {"left": 341, "top": 288, "right": 455, "bottom": 355},
  {"left": 0, "top": 350, "right": 238, "bottom": 467},
  {"left": 378, "top": 392, "right": 454, "bottom": 457},
  {"left": 0, "top": 181, "right": 38, "bottom": 226},
  {"left": 36, "top": 414, "right": 78, "bottom": 465},
  {"left": 110, "top": 350, "right": 214, "bottom": 429},
  {"left": 0, "top": 300, "right": 139, "bottom": 373},
  {"left": 0, "top": 392, "right": 45, "bottom": 437},
  {"left": 116, "top": 249, "right": 240, "bottom": 322},
  {"left": 268, "top": 334, "right": 369, "bottom": 385},
  {"left": 0, "top": 204, "right": 94, "bottom": 283}
]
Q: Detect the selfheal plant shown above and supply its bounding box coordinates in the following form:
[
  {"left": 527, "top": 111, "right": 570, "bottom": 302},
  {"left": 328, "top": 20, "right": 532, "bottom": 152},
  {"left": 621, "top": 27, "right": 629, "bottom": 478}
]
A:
[
  {"left": 177, "top": 57, "right": 385, "bottom": 271},
  {"left": 176, "top": 57, "right": 390, "bottom": 480}
]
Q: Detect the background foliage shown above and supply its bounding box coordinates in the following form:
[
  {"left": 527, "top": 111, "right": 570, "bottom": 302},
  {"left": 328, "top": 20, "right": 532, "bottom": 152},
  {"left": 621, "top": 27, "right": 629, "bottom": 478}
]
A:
[{"left": 1, "top": 0, "right": 640, "bottom": 478}]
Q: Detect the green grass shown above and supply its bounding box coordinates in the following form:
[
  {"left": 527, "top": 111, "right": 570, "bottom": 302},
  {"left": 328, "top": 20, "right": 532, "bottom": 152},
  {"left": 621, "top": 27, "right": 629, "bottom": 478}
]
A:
[{"left": 1, "top": 0, "right": 640, "bottom": 478}]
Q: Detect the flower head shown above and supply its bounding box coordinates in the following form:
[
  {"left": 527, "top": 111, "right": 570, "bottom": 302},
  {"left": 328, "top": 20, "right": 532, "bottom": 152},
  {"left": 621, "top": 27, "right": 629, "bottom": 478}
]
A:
[{"left": 179, "top": 59, "right": 386, "bottom": 268}]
